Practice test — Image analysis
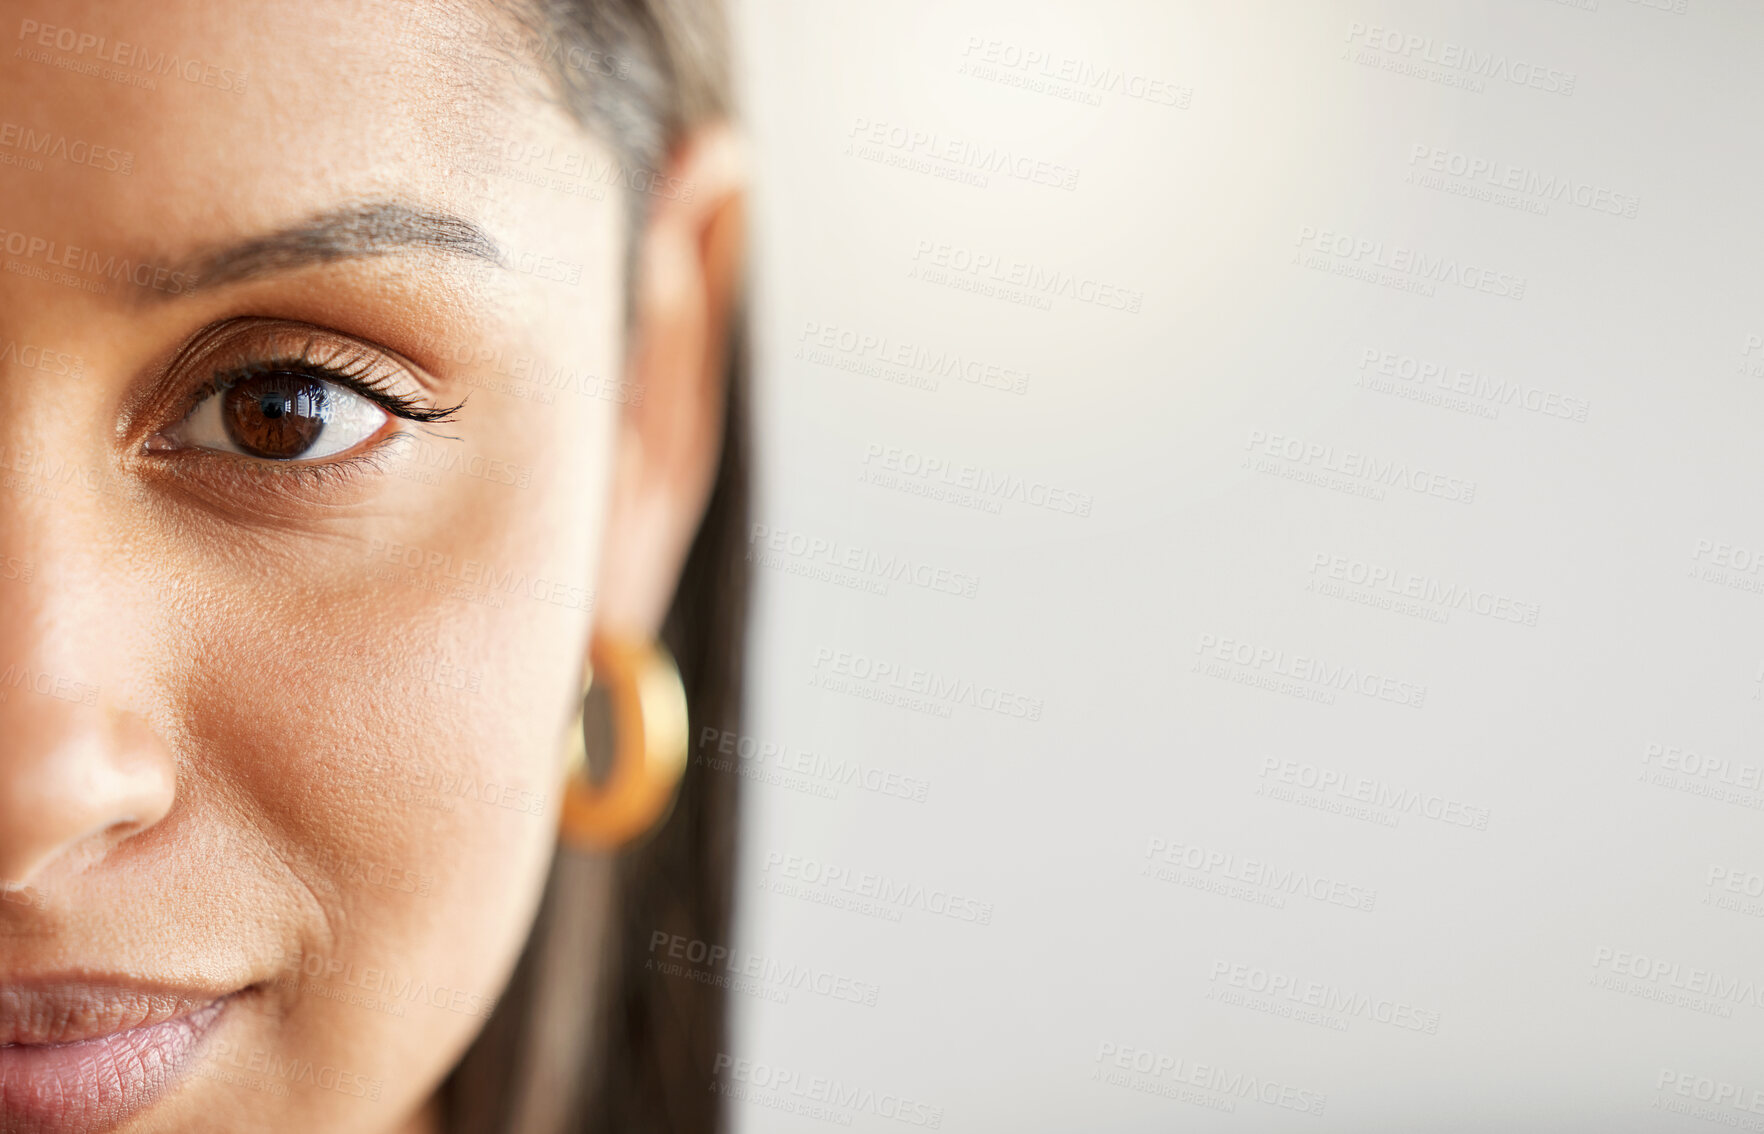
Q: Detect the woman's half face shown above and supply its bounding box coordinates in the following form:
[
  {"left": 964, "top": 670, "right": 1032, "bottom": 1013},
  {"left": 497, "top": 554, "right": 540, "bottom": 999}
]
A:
[{"left": 0, "top": 2, "right": 642, "bottom": 1129}]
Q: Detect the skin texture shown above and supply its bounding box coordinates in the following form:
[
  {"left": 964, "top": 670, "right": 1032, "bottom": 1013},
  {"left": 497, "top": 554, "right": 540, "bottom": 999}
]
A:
[{"left": 0, "top": 1, "right": 744, "bottom": 1131}]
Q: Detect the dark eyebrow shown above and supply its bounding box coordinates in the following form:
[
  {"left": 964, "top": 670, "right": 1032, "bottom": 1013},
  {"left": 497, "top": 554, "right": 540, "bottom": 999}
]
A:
[{"left": 169, "top": 200, "right": 505, "bottom": 294}]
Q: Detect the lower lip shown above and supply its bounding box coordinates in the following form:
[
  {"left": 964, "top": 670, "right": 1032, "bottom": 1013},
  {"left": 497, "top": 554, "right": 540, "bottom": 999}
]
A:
[{"left": 0, "top": 995, "right": 232, "bottom": 1133}]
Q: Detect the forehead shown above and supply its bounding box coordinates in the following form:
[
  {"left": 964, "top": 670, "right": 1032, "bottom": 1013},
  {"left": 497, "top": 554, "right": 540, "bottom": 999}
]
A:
[{"left": 0, "top": 0, "right": 613, "bottom": 281}]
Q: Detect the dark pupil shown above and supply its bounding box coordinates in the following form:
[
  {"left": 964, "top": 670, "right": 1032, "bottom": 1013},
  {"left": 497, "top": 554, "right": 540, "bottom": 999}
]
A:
[{"left": 221, "top": 372, "right": 328, "bottom": 459}]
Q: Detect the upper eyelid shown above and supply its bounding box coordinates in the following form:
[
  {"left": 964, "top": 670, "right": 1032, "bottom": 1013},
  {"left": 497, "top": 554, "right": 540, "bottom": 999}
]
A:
[
  {"left": 209, "top": 361, "right": 459, "bottom": 424},
  {"left": 129, "top": 317, "right": 470, "bottom": 476},
  {"left": 184, "top": 343, "right": 466, "bottom": 427}
]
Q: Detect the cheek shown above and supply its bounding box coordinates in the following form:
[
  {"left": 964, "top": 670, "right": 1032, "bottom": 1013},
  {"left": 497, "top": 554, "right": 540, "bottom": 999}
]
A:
[{"left": 156, "top": 409, "right": 613, "bottom": 1111}]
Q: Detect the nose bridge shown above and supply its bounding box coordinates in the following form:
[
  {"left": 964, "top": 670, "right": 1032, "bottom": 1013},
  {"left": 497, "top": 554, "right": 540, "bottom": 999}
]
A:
[
  {"left": 0, "top": 444, "right": 116, "bottom": 692},
  {"left": 0, "top": 450, "right": 176, "bottom": 889},
  {"left": 0, "top": 302, "right": 116, "bottom": 522}
]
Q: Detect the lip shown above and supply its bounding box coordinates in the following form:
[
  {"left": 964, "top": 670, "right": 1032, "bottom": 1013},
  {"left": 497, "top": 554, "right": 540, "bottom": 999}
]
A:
[{"left": 0, "top": 983, "right": 241, "bottom": 1133}]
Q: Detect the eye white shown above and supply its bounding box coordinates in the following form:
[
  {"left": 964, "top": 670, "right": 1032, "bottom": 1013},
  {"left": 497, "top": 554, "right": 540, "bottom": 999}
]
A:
[{"left": 163, "top": 377, "right": 391, "bottom": 461}]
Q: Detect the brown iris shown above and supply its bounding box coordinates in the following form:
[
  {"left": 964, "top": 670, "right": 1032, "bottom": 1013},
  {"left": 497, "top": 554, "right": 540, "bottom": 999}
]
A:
[{"left": 221, "top": 372, "right": 329, "bottom": 459}]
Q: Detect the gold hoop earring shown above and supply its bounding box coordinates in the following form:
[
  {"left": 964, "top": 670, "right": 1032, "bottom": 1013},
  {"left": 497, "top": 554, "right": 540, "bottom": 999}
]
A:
[{"left": 559, "top": 635, "right": 689, "bottom": 850}]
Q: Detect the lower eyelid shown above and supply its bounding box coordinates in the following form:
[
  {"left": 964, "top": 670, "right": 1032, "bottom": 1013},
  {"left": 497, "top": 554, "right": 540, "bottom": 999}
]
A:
[{"left": 167, "top": 432, "right": 417, "bottom": 499}]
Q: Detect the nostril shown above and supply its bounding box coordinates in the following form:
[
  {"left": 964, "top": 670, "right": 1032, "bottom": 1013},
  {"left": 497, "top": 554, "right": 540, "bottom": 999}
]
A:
[{"left": 0, "top": 702, "right": 178, "bottom": 890}]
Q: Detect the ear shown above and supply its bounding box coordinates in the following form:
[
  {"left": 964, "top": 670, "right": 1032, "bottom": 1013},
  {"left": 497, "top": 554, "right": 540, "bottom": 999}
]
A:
[{"left": 592, "top": 123, "right": 746, "bottom": 641}]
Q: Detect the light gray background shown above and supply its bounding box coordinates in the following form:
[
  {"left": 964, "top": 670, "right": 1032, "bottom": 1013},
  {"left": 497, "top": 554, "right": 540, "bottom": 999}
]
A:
[{"left": 725, "top": 2, "right": 1763, "bottom": 1129}]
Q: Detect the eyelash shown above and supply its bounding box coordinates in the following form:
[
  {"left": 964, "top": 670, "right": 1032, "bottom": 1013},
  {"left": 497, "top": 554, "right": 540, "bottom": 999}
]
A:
[
  {"left": 152, "top": 326, "right": 468, "bottom": 495},
  {"left": 186, "top": 350, "right": 466, "bottom": 429}
]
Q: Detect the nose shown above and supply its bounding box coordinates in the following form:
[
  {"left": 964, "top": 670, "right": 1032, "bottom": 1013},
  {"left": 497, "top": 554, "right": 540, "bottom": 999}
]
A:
[
  {"left": 0, "top": 342, "right": 179, "bottom": 892},
  {"left": 0, "top": 314, "right": 179, "bottom": 890},
  {"left": 0, "top": 686, "right": 176, "bottom": 887},
  {"left": 0, "top": 481, "right": 176, "bottom": 887}
]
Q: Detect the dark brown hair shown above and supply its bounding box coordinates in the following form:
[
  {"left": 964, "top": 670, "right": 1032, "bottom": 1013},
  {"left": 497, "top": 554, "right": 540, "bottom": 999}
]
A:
[{"left": 441, "top": 2, "right": 746, "bottom": 1130}]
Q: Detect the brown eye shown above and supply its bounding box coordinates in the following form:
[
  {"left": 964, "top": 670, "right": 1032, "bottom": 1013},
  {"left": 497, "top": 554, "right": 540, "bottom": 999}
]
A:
[
  {"left": 156, "top": 358, "right": 392, "bottom": 463},
  {"left": 222, "top": 373, "right": 330, "bottom": 459}
]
